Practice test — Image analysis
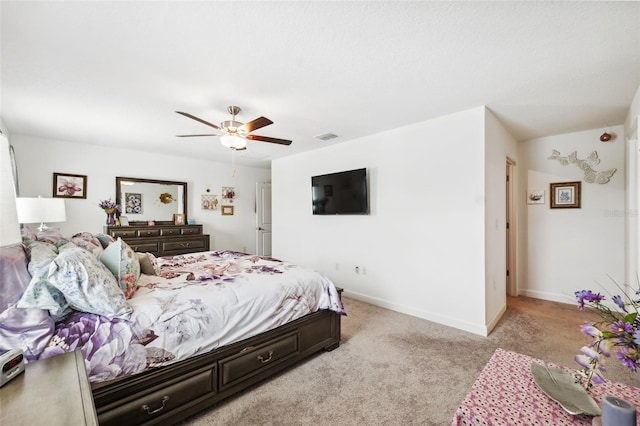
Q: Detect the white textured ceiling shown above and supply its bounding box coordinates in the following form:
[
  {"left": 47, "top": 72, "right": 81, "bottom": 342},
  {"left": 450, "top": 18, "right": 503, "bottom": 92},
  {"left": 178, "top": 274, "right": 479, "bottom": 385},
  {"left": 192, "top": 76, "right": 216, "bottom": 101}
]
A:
[{"left": 1, "top": 1, "right": 639, "bottom": 166}]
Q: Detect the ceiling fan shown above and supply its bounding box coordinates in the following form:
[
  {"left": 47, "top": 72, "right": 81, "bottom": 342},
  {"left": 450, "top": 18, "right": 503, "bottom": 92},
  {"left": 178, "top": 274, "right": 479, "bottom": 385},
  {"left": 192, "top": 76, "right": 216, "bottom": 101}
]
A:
[{"left": 176, "top": 106, "right": 292, "bottom": 151}]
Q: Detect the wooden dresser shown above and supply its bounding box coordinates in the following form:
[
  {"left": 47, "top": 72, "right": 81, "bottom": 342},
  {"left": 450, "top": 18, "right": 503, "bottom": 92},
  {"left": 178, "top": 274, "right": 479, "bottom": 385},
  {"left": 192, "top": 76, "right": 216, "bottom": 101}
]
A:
[{"left": 104, "top": 224, "right": 210, "bottom": 256}]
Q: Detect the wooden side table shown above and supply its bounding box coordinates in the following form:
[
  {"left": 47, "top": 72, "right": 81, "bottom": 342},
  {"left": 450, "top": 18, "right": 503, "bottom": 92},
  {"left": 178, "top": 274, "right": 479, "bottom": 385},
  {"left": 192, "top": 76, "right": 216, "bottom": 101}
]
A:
[{"left": 0, "top": 350, "right": 97, "bottom": 425}]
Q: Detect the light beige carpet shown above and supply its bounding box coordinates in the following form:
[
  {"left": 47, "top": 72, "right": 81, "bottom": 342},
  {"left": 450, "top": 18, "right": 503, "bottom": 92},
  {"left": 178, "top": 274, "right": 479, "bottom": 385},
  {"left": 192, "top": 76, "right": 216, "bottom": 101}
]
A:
[{"left": 179, "top": 296, "right": 640, "bottom": 426}]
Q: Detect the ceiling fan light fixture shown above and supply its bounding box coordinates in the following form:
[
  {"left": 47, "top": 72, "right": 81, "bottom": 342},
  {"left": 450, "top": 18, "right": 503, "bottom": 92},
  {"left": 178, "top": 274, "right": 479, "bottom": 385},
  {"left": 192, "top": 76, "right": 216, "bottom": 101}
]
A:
[
  {"left": 221, "top": 120, "right": 243, "bottom": 133},
  {"left": 220, "top": 134, "right": 247, "bottom": 150}
]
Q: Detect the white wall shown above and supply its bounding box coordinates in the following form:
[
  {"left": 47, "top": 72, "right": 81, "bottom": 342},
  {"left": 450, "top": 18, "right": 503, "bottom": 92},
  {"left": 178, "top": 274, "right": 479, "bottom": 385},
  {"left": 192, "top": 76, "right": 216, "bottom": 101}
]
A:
[
  {"left": 9, "top": 134, "right": 270, "bottom": 252},
  {"left": 484, "top": 109, "right": 519, "bottom": 331},
  {"left": 624, "top": 86, "right": 639, "bottom": 291},
  {"left": 273, "top": 106, "right": 495, "bottom": 335},
  {"left": 519, "top": 126, "right": 626, "bottom": 303}
]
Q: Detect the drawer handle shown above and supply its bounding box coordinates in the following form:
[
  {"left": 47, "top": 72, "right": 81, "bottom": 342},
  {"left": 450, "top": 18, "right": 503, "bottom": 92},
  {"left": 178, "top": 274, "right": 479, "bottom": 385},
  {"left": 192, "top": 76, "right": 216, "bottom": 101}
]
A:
[
  {"left": 141, "top": 396, "right": 170, "bottom": 415},
  {"left": 257, "top": 350, "right": 273, "bottom": 364},
  {"left": 179, "top": 242, "right": 191, "bottom": 247}
]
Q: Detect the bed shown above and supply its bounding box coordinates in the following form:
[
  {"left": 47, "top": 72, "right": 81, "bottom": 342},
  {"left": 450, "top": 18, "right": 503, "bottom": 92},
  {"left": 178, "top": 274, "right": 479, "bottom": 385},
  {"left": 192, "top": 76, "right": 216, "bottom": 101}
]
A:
[{"left": 0, "top": 229, "right": 344, "bottom": 425}]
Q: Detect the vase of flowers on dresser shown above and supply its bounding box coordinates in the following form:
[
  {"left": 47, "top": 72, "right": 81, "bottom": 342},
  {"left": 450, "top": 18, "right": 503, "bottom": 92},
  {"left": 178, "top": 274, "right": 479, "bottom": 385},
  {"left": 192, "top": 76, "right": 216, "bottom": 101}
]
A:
[{"left": 99, "top": 198, "right": 121, "bottom": 227}]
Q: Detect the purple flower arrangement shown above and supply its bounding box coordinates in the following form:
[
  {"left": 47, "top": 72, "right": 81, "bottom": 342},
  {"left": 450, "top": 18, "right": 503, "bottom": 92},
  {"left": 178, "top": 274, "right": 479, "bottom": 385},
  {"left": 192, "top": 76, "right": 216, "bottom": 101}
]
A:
[
  {"left": 98, "top": 198, "right": 121, "bottom": 212},
  {"left": 574, "top": 285, "right": 640, "bottom": 389}
]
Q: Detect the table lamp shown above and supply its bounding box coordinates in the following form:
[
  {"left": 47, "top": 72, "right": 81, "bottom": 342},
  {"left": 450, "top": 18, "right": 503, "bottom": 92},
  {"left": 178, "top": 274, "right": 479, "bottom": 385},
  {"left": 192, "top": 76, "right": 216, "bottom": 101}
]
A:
[{"left": 15, "top": 196, "right": 66, "bottom": 232}]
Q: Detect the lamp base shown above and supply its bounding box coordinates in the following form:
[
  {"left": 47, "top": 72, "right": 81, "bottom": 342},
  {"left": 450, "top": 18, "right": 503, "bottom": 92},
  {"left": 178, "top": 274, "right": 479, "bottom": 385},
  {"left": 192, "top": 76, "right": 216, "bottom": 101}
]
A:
[{"left": 37, "top": 223, "right": 50, "bottom": 232}]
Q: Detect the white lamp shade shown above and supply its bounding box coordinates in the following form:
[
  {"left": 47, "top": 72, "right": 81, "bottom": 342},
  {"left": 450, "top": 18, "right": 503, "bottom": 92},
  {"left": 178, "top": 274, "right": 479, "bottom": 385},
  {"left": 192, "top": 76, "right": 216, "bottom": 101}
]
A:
[{"left": 16, "top": 197, "right": 66, "bottom": 226}]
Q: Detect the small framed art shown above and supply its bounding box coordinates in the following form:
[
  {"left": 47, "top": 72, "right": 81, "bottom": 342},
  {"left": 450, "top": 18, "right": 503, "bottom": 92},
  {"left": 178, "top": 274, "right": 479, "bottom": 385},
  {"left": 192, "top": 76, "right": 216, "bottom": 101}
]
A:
[
  {"left": 119, "top": 216, "right": 130, "bottom": 226},
  {"left": 550, "top": 181, "right": 581, "bottom": 209},
  {"left": 222, "top": 205, "right": 234, "bottom": 216},
  {"left": 201, "top": 194, "right": 219, "bottom": 210},
  {"left": 53, "top": 173, "right": 87, "bottom": 199},
  {"left": 527, "top": 190, "right": 545, "bottom": 205},
  {"left": 174, "top": 213, "right": 186, "bottom": 225}
]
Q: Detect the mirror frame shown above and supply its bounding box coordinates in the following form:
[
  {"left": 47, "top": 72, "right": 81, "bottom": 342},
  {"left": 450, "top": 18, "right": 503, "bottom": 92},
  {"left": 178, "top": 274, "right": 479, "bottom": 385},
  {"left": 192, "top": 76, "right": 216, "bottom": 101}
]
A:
[{"left": 115, "top": 176, "right": 188, "bottom": 225}]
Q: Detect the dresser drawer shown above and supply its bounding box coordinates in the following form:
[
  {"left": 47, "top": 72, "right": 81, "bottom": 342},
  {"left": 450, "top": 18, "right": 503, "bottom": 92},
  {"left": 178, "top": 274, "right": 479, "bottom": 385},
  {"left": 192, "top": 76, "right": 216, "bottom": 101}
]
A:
[
  {"left": 160, "top": 228, "right": 180, "bottom": 236},
  {"left": 181, "top": 226, "right": 202, "bottom": 235},
  {"left": 162, "top": 238, "right": 207, "bottom": 253},
  {"left": 97, "top": 367, "right": 215, "bottom": 426},
  {"left": 126, "top": 242, "right": 159, "bottom": 253},
  {"left": 219, "top": 332, "right": 299, "bottom": 390},
  {"left": 137, "top": 228, "right": 161, "bottom": 237},
  {"left": 109, "top": 229, "right": 138, "bottom": 238}
]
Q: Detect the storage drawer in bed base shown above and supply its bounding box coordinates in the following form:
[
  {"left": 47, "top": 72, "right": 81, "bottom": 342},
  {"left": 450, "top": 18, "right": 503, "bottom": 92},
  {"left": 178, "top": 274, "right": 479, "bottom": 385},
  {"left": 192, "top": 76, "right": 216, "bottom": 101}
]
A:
[{"left": 92, "top": 308, "right": 341, "bottom": 426}]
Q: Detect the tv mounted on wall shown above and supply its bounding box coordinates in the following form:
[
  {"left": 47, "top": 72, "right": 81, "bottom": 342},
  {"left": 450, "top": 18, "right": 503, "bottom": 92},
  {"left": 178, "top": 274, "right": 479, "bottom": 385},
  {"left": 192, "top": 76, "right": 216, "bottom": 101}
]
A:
[{"left": 311, "top": 168, "right": 369, "bottom": 215}]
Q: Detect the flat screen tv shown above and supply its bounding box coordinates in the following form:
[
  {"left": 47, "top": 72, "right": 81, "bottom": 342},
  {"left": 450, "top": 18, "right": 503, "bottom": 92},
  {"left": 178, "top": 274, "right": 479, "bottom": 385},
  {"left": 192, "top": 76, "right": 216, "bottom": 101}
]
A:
[{"left": 312, "top": 168, "right": 368, "bottom": 215}]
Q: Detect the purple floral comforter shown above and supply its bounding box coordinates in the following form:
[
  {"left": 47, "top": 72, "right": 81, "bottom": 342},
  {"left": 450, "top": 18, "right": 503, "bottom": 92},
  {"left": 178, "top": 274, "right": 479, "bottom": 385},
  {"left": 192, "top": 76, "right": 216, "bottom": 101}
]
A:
[{"left": 39, "top": 250, "right": 345, "bottom": 383}]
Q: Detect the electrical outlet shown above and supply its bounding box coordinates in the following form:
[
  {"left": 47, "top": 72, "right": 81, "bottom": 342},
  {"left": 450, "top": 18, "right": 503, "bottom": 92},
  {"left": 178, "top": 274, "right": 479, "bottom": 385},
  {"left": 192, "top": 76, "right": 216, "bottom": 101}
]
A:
[{"left": 361, "top": 267, "right": 367, "bottom": 275}]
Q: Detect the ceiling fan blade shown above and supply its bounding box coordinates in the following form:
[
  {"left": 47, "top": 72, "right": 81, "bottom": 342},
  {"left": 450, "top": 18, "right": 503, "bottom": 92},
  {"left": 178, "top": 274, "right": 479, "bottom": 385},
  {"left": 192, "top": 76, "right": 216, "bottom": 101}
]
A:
[
  {"left": 247, "top": 134, "right": 292, "bottom": 146},
  {"left": 176, "top": 111, "right": 221, "bottom": 130},
  {"left": 240, "top": 117, "right": 273, "bottom": 133},
  {"left": 176, "top": 134, "right": 220, "bottom": 137}
]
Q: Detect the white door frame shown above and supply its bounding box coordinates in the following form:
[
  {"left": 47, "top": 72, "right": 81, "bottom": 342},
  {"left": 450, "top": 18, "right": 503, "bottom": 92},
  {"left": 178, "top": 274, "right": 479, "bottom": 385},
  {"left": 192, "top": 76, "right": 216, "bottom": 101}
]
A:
[
  {"left": 506, "top": 157, "right": 517, "bottom": 296},
  {"left": 255, "top": 182, "right": 272, "bottom": 256}
]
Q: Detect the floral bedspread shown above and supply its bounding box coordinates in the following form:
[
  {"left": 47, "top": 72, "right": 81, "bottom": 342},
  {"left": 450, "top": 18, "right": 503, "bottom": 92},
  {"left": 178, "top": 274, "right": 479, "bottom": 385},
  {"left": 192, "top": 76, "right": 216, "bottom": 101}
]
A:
[{"left": 39, "top": 250, "right": 345, "bottom": 383}]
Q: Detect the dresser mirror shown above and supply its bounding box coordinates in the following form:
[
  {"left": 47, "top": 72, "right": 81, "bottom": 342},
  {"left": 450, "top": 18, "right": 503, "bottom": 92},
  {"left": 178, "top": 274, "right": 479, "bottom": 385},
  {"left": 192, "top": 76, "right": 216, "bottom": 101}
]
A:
[{"left": 115, "top": 177, "right": 187, "bottom": 225}]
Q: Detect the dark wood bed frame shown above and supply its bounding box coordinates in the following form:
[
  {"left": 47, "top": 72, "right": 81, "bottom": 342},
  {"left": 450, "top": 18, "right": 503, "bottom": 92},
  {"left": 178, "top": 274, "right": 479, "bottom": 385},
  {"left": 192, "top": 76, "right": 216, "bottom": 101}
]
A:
[{"left": 91, "top": 306, "right": 342, "bottom": 425}]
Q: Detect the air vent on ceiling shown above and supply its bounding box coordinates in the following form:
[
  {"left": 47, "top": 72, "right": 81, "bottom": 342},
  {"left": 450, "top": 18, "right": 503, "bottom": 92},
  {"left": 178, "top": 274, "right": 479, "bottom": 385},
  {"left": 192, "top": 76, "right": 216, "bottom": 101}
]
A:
[{"left": 314, "top": 132, "right": 338, "bottom": 141}]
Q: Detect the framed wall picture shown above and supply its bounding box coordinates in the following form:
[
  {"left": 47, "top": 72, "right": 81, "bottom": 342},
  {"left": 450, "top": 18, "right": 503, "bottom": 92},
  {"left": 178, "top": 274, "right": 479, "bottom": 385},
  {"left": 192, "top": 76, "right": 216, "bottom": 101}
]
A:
[
  {"left": 119, "top": 216, "right": 129, "bottom": 226},
  {"left": 527, "top": 190, "right": 545, "bottom": 205},
  {"left": 201, "top": 194, "right": 219, "bottom": 210},
  {"left": 174, "top": 213, "right": 186, "bottom": 225},
  {"left": 221, "top": 205, "right": 234, "bottom": 216},
  {"left": 550, "top": 181, "right": 581, "bottom": 208},
  {"left": 53, "top": 173, "right": 87, "bottom": 199},
  {"left": 124, "top": 193, "right": 143, "bottom": 214}
]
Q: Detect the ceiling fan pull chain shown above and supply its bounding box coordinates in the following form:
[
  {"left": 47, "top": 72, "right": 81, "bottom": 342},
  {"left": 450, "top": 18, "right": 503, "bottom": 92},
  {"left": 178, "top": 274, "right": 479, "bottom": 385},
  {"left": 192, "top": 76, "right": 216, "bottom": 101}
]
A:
[{"left": 231, "top": 149, "right": 236, "bottom": 178}]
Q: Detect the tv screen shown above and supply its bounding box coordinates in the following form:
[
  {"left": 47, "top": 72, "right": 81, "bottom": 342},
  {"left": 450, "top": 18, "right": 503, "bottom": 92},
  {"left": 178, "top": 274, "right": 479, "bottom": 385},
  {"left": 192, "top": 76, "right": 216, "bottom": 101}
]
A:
[{"left": 312, "top": 168, "right": 368, "bottom": 215}]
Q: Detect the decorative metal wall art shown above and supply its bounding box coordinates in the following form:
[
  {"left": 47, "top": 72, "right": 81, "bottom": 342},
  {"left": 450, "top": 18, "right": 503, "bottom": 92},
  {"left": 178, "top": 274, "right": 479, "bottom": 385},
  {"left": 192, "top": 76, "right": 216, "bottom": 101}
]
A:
[{"left": 548, "top": 150, "right": 617, "bottom": 184}]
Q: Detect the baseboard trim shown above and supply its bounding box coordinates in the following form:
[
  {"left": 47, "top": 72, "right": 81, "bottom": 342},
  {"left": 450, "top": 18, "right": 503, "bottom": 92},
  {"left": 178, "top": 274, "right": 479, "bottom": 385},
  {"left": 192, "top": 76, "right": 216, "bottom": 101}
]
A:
[
  {"left": 521, "top": 289, "right": 575, "bottom": 305},
  {"left": 342, "top": 289, "right": 492, "bottom": 337}
]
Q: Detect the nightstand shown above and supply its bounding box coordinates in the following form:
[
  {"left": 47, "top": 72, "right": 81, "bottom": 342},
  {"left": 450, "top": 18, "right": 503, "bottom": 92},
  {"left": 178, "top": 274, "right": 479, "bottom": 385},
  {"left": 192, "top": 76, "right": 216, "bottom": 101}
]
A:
[{"left": 0, "top": 350, "right": 97, "bottom": 425}]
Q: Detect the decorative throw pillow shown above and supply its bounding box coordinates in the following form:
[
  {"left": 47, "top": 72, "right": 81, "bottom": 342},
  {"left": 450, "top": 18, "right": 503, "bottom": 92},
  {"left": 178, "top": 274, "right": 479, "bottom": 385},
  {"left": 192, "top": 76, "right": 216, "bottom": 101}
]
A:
[
  {"left": 36, "top": 228, "right": 69, "bottom": 247},
  {"left": 19, "top": 243, "right": 132, "bottom": 320},
  {"left": 17, "top": 241, "right": 70, "bottom": 320},
  {"left": 47, "top": 244, "right": 132, "bottom": 319},
  {"left": 71, "top": 232, "right": 104, "bottom": 258},
  {"left": 21, "top": 226, "right": 37, "bottom": 242},
  {"left": 100, "top": 238, "right": 140, "bottom": 299},
  {"left": 94, "top": 232, "right": 116, "bottom": 249},
  {"left": 136, "top": 252, "right": 160, "bottom": 275}
]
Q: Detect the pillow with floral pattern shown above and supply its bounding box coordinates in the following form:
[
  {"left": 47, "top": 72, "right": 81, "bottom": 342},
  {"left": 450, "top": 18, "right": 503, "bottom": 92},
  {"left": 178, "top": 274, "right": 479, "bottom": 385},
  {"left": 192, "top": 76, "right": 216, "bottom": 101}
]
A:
[
  {"left": 71, "top": 232, "right": 104, "bottom": 258},
  {"left": 136, "top": 252, "right": 160, "bottom": 275},
  {"left": 100, "top": 238, "right": 140, "bottom": 299}
]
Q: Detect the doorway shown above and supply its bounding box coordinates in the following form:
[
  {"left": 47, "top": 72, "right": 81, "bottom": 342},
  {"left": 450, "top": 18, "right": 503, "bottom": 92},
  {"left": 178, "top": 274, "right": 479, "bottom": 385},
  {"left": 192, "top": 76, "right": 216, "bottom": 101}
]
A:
[
  {"left": 255, "top": 182, "right": 272, "bottom": 256},
  {"left": 506, "top": 158, "right": 517, "bottom": 296}
]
